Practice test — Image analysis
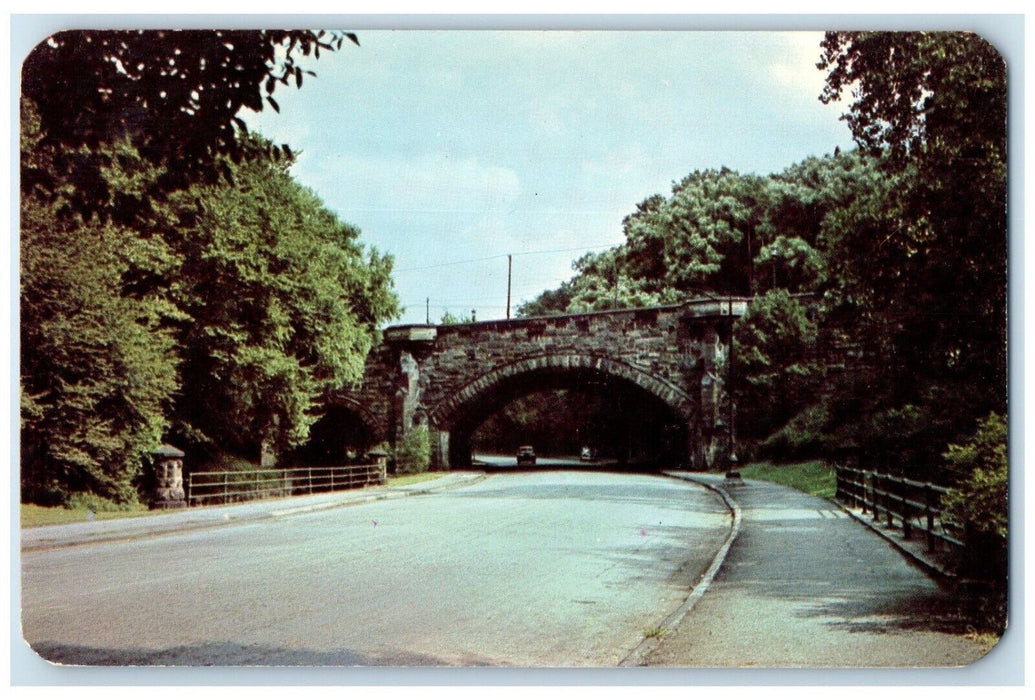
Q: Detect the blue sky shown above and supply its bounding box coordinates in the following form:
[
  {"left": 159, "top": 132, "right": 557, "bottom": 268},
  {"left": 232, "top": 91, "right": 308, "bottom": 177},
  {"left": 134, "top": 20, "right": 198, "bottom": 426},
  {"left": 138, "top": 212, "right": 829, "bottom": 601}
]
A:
[{"left": 244, "top": 31, "right": 856, "bottom": 325}]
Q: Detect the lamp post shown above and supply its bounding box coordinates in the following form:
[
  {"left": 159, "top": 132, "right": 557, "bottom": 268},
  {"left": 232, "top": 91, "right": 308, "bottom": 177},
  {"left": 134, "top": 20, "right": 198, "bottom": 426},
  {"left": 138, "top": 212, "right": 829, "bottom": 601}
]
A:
[{"left": 724, "top": 298, "right": 743, "bottom": 486}]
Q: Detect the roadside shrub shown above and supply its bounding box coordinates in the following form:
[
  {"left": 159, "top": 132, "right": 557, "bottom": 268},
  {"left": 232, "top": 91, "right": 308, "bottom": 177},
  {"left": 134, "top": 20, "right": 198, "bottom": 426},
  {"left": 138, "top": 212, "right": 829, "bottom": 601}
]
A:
[
  {"left": 394, "top": 427, "right": 431, "bottom": 474},
  {"left": 940, "top": 413, "right": 1007, "bottom": 636},
  {"left": 760, "top": 402, "right": 840, "bottom": 460},
  {"left": 65, "top": 492, "right": 139, "bottom": 513},
  {"left": 941, "top": 413, "right": 1008, "bottom": 572}
]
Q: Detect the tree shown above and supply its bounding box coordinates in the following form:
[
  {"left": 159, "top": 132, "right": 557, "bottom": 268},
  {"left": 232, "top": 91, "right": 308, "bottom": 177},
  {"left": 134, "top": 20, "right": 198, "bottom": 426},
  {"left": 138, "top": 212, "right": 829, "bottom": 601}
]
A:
[
  {"left": 817, "top": 32, "right": 1007, "bottom": 471},
  {"left": 20, "top": 107, "right": 181, "bottom": 505},
  {"left": 733, "top": 290, "right": 820, "bottom": 445},
  {"left": 21, "top": 29, "right": 355, "bottom": 220},
  {"left": 20, "top": 28, "right": 404, "bottom": 504},
  {"left": 168, "top": 141, "right": 399, "bottom": 461},
  {"left": 440, "top": 310, "right": 476, "bottom": 325}
]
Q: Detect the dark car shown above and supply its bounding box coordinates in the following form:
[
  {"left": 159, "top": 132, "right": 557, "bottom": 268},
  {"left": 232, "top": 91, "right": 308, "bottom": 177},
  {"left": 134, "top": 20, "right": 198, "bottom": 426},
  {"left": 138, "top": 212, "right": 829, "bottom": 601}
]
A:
[{"left": 516, "top": 445, "right": 536, "bottom": 466}]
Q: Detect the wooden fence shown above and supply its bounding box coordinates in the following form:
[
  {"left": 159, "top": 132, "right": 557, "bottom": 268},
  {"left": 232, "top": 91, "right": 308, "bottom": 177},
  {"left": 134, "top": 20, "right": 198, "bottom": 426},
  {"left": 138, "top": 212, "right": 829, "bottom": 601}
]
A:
[
  {"left": 187, "top": 462, "right": 386, "bottom": 506},
  {"left": 835, "top": 465, "right": 964, "bottom": 554}
]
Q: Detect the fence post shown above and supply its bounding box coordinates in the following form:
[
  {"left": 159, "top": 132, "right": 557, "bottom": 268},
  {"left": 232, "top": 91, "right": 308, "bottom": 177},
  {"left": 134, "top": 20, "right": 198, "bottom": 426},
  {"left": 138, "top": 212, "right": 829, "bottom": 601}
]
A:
[
  {"left": 925, "top": 482, "right": 936, "bottom": 552},
  {"left": 901, "top": 483, "right": 912, "bottom": 539},
  {"left": 223, "top": 471, "right": 228, "bottom": 504},
  {"left": 885, "top": 475, "right": 894, "bottom": 526},
  {"left": 873, "top": 472, "right": 881, "bottom": 521}
]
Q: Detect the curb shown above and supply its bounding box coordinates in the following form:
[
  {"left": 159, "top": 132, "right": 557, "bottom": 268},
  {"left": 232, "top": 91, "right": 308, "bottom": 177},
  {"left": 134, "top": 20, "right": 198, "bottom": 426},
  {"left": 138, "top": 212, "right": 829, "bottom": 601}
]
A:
[
  {"left": 22, "top": 472, "right": 487, "bottom": 552},
  {"left": 618, "top": 472, "right": 743, "bottom": 667}
]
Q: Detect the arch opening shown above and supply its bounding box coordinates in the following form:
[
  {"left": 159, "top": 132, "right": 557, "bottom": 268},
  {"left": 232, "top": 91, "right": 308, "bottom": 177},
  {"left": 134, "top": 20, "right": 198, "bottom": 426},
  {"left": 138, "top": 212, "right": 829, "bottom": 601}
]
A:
[
  {"left": 290, "top": 405, "right": 376, "bottom": 466},
  {"left": 438, "top": 364, "right": 690, "bottom": 470}
]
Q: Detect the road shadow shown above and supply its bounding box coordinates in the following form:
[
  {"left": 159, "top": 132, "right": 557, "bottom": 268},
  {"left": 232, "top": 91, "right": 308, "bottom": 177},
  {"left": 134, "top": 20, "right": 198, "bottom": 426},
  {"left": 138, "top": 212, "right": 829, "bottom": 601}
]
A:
[{"left": 27, "top": 640, "right": 500, "bottom": 667}]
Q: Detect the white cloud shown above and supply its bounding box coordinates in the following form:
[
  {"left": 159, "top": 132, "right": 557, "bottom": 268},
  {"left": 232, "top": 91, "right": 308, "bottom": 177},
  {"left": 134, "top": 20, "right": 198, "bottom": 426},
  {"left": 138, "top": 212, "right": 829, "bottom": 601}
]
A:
[{"left": 766, "top": 31, "right": 829, "bottom": 96}]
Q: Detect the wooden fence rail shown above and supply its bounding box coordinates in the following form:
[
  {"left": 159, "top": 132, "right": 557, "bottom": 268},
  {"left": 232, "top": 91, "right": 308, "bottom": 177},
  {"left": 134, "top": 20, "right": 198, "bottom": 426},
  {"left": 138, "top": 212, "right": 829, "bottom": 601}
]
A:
[
  {"left": 835, "top": 465, "right": 964, "bottom": 554},
  {"left": 187, "top": 462, "right": 386, "bottom": 506}
]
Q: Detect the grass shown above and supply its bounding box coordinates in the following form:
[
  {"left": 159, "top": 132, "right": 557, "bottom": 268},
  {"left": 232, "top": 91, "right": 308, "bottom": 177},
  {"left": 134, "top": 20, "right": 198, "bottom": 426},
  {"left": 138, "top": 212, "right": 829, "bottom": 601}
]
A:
[
  {"left": 386, "top": 472, "right": 443, "bottom": 487},
  {"left": 737, "top": 460, "right": 837, "bottom": 499},
  {"left": 21, "top": 472, "right": 448, "bottom": 528},
  {"left": 21, "top": 503, "right": 152, "bottom": 528}
]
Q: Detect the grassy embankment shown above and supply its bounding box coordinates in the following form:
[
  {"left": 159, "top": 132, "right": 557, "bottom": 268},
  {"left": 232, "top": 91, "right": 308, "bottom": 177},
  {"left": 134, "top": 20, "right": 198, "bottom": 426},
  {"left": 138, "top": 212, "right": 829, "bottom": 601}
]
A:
[
  {"left": 20, "top": 472, "right": 444, "bottom": 528},
  {"left": 736, "top": 460, "right": 836, "bottom": 499}
]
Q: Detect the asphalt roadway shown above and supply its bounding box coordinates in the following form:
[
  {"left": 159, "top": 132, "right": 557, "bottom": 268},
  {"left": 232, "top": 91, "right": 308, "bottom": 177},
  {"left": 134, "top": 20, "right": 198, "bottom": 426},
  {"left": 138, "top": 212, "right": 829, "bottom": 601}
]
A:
[
  {"left": 20, "top": 470, "right": 730, "bottom": 667},
  {"left": 18, "top": 469, "right": 996, "bottom": 671}
]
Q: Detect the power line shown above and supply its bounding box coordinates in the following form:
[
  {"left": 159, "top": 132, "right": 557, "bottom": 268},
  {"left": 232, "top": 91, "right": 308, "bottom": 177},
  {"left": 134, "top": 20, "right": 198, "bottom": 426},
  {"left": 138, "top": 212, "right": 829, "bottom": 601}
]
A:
[{"left": 394, "top": 242, "right": 618, "bottom": 273}]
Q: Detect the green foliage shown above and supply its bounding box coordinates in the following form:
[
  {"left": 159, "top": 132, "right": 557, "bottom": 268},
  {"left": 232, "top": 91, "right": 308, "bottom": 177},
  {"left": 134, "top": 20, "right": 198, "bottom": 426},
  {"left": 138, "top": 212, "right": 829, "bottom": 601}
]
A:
[
  {"left": 394, "top": 426, "right": 431, "bottom": 475},
  {"left": 168, "top": 145, "right": 399, "bottom": 460},
  {"left": 64, "top": 492, "right": 142, "bottom": 513},
  {"left": 733, "top": 290, "right": 820, "bottom": 441},
  {"left": 20, "top": 113, "right": 181, "bottom": 506},
  {"left": 519, "top": 152, "right": 873, "bottom": 320},
  {"left": 21, "top": 29, "right": 354, "bottom": 218},
  {"left": 942, "top": 413, "right": 1008, "bottom": 539},
  {"left": 440, "top": 310, "right": 475, "bottom": 324},
  {"left": 20, "top": 32, "right": 399, "bottom": 506},
  {"left": 760, "top": 402, "right": 841, "bottom": 461},
  {"left": 940, "top": 413, "right": 1007, "bottom": 625},
  {"left": 817, "top": 32, "right": 1007, "bottom": 473}
]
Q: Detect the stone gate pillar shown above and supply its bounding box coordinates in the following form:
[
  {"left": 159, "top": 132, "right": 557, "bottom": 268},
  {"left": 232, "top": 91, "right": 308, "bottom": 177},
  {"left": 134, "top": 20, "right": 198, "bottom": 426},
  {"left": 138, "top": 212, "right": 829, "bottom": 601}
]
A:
[{"left": 150, "top": 444, "right": 186, "bottom": 509}]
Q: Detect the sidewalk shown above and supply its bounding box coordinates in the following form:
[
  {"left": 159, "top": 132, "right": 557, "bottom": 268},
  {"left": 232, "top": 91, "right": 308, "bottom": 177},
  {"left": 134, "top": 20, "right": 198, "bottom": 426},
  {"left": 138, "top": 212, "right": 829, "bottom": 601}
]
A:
[
  {"left": 647, "top": 472, "right": 988, "bottom": 667},
  {"left": 20, "top": 472, "right": 486, "bottom": 551}
]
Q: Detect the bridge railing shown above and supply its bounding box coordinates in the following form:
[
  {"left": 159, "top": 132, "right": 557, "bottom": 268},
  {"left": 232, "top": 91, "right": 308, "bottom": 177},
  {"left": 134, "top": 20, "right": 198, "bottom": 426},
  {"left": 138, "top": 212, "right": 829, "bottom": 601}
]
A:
[
  {"left": 835, "top": 465, "right": 964, "bottom": 554},
  {"left": 187, "top": 463, "right": 386, "bottom": 507}
]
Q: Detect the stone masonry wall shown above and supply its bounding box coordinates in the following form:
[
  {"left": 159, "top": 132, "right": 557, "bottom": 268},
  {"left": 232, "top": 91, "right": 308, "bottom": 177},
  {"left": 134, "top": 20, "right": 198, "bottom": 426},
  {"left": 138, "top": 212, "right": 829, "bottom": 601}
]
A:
[{"left": 338, "top": 299, "right": 746, "bottom": 469}]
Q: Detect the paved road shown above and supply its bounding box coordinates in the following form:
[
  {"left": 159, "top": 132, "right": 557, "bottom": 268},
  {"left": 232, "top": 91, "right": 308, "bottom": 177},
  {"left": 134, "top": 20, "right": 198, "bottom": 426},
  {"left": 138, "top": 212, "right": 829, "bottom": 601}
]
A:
[
  {"left": 21, "top": 471, "right": 730, "bottom": 667},
  {"left": 645, "top": 474, "right": 990, "bottom": 668},
  {"left": 474, "top": 453, "right": 610, "bottom": 469}
]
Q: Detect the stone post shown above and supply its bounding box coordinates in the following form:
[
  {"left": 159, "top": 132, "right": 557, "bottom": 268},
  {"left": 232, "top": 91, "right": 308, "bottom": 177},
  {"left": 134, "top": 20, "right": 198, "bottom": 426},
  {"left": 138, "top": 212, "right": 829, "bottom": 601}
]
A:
[{"left": 150, "top": 444, "right": 187, "bottom": 509}]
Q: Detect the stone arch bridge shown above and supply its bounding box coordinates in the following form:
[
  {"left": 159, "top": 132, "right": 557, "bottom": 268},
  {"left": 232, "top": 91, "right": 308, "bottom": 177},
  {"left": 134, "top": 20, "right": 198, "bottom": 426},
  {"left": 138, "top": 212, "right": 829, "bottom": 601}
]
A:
[{"left": 330, "top": 297, "right": 748, "bottom": 470}]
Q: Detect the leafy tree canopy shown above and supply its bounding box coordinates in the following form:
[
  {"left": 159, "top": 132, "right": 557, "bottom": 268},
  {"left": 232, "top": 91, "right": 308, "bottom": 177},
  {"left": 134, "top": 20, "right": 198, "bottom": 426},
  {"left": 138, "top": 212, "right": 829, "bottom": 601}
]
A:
[
  {"left": 19, "top": 30, "right": 404, "bottom": 504},
  {"left": 21, "top": 29, "right": 355, "bottom": 219},
  {"left": 166, "top": 139, "right": 400, "bottom": 460}
]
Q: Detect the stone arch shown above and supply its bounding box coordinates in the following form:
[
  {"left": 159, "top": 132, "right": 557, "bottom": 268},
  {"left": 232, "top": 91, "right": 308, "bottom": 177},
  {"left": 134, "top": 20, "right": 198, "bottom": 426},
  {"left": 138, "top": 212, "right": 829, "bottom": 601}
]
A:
[
  {"left": 293, "top": 397, "right": 384, "bottom": 466},
  {"left": 428, "top": 353, "right": 693, "bottom": 429},
  {"left": 425, "top": 353, "right": 695, "bottom": 468},
  {"left": 334, "top": 396, "right": 384, "bottom": 443}
]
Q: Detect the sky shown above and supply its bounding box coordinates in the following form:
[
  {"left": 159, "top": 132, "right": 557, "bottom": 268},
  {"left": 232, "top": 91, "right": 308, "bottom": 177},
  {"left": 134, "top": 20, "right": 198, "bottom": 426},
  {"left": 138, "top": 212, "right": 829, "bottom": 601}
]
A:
[{"left": 243, "top": 30, "right": 856, "bottom": 326}]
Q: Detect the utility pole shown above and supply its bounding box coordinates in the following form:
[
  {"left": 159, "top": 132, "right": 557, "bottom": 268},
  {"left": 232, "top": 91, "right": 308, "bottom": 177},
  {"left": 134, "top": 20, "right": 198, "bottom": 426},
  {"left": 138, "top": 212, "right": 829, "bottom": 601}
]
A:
[
  {"left": 613, "top": 258, "right": 619, "bottom": 309},
  {"left": 426, "top": 298, "right": 430, "bottom": 325},
  {"left": 506, "top": 254, "right": 512, "bottom": 320}
]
